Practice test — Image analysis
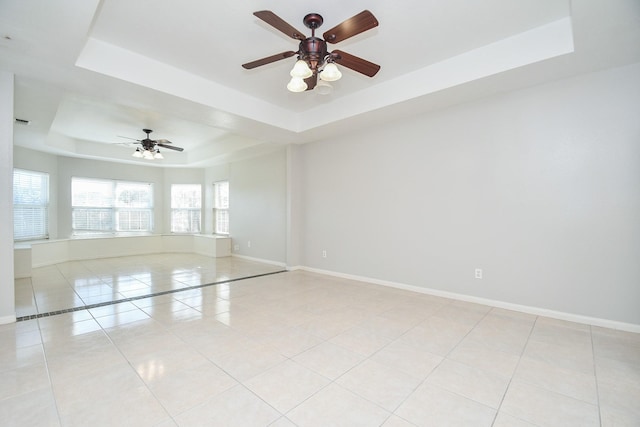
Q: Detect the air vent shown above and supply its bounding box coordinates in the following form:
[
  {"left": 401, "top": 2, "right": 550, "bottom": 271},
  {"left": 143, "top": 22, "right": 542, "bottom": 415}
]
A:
[{"left": 15, "top": 118, "right": 30, "bottom": 125}]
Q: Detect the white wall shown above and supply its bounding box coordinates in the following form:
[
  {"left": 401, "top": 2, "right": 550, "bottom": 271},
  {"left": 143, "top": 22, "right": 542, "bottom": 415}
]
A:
[
  {"left": 230, "top": 148, "right": 287, "bottom": 264},
  {"left": 0, "top": 72, "right": 15, "bottom": 323},
  {"left": 286, "top": 145, "right": 303, "bottom": 267},
  {"left": 297, "top": 62, "right": 640, "bottom": 326}
]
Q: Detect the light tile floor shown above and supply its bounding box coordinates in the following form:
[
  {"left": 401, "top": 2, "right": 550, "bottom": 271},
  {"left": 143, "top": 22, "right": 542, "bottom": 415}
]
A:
[
  {"left": 15, "top": 254, "right": 285, "bottom": 317},
  {"left": 2, "top": 257, "right": 639, "bottom": 426}
]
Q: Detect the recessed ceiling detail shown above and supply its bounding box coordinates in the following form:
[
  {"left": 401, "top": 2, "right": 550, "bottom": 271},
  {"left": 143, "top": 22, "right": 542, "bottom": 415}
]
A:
[
  {"left": 76, "top": 16, "right": 574, "bottom": 133},
  {"left": 3, "top": 0, "right": 639, "bottom": 167}
]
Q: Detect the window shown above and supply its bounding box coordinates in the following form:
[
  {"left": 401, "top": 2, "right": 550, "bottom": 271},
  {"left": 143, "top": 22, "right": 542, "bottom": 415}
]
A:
[
  {"left": 213, "top": 181, "right": 229, "bottom": 234},
  {"left": 171, "top": 184, "right": 201, "bottom": 233},
  {"left": 13, "top": 169, "right": 49, "bottom": 241},
  {"left": 72, "top": 178, "right": 153, "bottom": 235}
]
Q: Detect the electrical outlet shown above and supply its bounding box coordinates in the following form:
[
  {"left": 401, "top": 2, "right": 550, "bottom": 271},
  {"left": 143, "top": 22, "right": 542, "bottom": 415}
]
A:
[
  {"left": 233, "top": 244, "right": 239, "bottom": 251},
  {"left": 475, "top": 268, "right": 483, "bottom": 279},
  {"left": 247, "top": 241, "right": 251, "bottom": 248},
  {"left": 322, "top": 250, "right": 327, "bottom": 258}
]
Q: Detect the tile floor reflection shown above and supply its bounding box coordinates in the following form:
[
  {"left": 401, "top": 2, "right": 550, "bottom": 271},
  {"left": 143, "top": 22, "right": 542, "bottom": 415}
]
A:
[
  {"left": 3, "top": 265, "right": 640, "bottom": 426},
  {"left": 15, "top": 254, "right": 285, "bottom": 317}
]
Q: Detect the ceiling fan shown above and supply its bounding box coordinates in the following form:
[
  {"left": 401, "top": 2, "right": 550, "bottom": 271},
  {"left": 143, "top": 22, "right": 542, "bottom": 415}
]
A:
[
  {"left": 242, "top": 10, "right": 380, "bottom": 93},
  {"left": 120, "top": 129, "right": 184, "bottom": 160}
]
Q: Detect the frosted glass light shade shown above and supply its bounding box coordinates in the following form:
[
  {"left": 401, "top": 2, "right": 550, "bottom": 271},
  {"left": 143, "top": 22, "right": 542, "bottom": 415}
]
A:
[
  {"left": 142, "top": 150, "right": 154, "bottom": 159},
  {"left": 315, "top": 79, "right": 333, "bottom": 95},
  {"left": 290, "top": 60, "right": 313, "bottom": 78},
  {"left": 320, "top": 62, "right": 342, "bottom": 81},
  {"left": 132, "top": 148, "right": 143, "bottom": 158},
  {"left": 287, "top": 76, "right": 308, "bottom": 92},
  {"left": 154, "top": 150, "right": 164, "bottom": 159}
]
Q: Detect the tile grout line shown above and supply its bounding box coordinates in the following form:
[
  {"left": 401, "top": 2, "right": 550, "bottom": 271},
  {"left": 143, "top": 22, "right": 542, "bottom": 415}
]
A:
[
  {"left": 94, "top": 300, "right": 176, "bottom": 425},
  {"left": 589, "top": 325, "right": 603, "bottom": 427},
  {"left": 40, "top": 268, "right": 287, "bottom": 423},
  {"left": 489, "top": 313, "right": 538, "bottom": 426},
  {"left": 35, "top": 311, "right": 65, "bottom": 426},
  {"left": 375, "top": 307, "right": 449, "bottom": 420},
  {"left": 393, "top": 306, "right": 496, "bottom": 423},
  {"left": 16, "top": 270, "right": 288, "bottom": 322}
]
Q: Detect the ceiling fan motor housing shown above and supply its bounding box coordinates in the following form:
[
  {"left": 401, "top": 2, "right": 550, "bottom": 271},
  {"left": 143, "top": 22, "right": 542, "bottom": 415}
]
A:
[
  {"left": 299, "top": 14, "right": 327, "bottom": 71},
  {"left": 141, "top": 140, "right": 156, "bottom": 151},
  {"left": 141, "top": 129, "right": 156, "bottom": 150},
  {"left": 299, "top": 37, "right": 328, "bottom": 70}
]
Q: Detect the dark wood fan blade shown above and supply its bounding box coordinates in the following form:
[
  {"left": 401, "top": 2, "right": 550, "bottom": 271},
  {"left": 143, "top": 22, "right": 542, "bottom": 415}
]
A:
[
  {"left": 305, "top": 73, "right": 317, "bottom": 91},
  {"left": 242, "top": 51, "right": 297, "bottom": 69},
  {"left": 332, "top": 50, "right": 380, "bottom": 77},
  {"left": 157, "top": 143, "right": 184, "bottom": 152},
  {"left": 155, "top": 139, "right": 172, "bottom": 144},
  {"left": 254, "top": 11, "right": 306, "bottom": 41},
  {"left": 117, "top": 135, "right": 141, "bottom": 141},
  {"left": 323, "top": 10, "right": 378, "bottom": 44}
]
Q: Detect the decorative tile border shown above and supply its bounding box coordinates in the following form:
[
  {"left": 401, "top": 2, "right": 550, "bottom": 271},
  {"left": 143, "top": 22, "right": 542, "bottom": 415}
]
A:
[{"left": 16, "top": 270, "right": 287, "bottom": 322}]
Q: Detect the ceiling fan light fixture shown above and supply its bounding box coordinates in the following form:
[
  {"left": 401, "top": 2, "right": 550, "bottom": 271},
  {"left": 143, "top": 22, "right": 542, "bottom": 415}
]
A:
[
  {"left": 290, "top": 59, "right": 313, "bottom": 78},
  {"left": 287, "top": 76, "right": 308, "bottom": 92},
  {"left": 320, "top": 62, "right": 342, "bottom": 82},
  {"left": 126, "top": 129, "right": 184, "bottom": 159},
  {"left": 243, "top": 10, "right": 380, "bottom": 94},
  {"left": 315, "top": 79, "right": 333, "bottom": 95}
]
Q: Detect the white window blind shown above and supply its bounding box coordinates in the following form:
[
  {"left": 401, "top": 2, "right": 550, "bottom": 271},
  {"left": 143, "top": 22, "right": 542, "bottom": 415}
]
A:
[
  {"left": 213, "top": 181, "right": 229, "bottom": 234},
  {"left": 13, "top": 169, "right": 49, "bottom": 241},
  {"left": 72, "top": 178, "right": 153, "bottom": 234},
  {"left": 171, "top": 184, "right": 201, "bottom": 233}
]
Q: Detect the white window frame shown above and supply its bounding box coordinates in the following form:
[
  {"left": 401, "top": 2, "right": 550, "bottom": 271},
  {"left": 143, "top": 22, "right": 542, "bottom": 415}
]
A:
[
  {"left": 71, "top": 177, "right": 154, "bottom": 235},
  {"left": 13, "top": 168, "right": 49, "bottom": 241},
  {"left": 171, "top": 184, "right": 202, "bottom": 233},
  {"left": 213, "top": 181, "right": 229, "bottom": 235}
]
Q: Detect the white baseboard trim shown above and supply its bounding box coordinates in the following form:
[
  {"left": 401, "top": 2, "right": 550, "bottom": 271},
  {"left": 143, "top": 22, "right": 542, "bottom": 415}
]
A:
[
  {"left": 298, "top": 266, "right": 640, "bottom": 334},
  {"left": 231, "top": 254, "right": 287, "bottom": 268},
  {"left": 0, "top": 314, "right": 17, "bottom": 325}
]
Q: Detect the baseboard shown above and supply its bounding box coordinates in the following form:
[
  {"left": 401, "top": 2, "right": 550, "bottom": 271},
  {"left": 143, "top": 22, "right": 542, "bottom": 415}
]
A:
[
  {"left": 231, "top": 253, "right": 287, "bottom": 268},
  {"left": 0, "top": 314, "right": 17, "bottom": 325},
  {"left": 299, "top": 266, "right": 640, "bottom": 334}
]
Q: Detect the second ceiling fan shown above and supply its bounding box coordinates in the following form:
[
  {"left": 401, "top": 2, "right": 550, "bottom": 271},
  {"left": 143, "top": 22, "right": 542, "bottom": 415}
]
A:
[
  {"left": 120, "top": 129, "right": 184, "bottom": 160},
  {"left": 242, "top": 10, "right": 380, "bottom": 92}
]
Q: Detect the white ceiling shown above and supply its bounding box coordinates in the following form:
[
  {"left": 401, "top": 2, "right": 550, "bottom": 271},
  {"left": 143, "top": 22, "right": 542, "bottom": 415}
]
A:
[{"left": 1, "top": 0, "right": 639, "bottom": 167}]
